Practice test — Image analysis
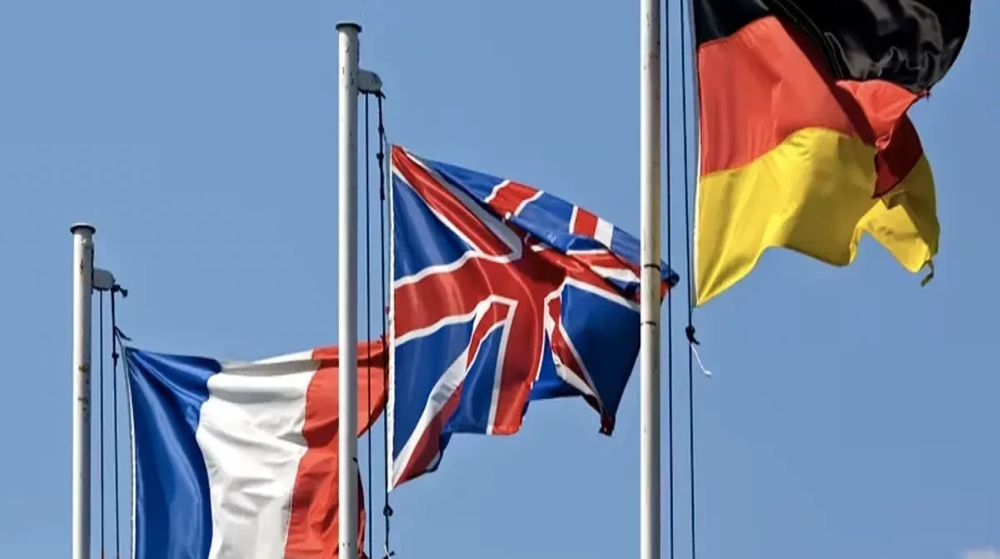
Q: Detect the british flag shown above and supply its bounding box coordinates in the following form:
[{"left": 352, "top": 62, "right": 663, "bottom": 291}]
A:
[{"left": 387, "top": 145, "right": 679, "bottom": 490}]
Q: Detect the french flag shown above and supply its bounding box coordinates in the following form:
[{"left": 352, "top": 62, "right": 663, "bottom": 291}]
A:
[{"left": 124, "top": 341, "right": 386, "bottom": 559}]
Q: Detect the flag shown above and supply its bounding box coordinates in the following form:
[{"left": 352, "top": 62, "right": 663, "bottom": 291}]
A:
[
  {"left": 125, "top": 340, "right": 386, "bottom": 559},
  {"left": 691, "top": 0, "right": 971, "bottom": 305},
  {"left": 387, "top": 145, "right": 679, "bottom": 489}
]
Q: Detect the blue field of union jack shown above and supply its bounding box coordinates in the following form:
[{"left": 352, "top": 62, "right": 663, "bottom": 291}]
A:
[{"left": 387, "top": 145, "right": 679, "bottom": 490}]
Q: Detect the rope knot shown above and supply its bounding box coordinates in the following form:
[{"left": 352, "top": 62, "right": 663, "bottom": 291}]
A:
[{"left": 685, "top": 325, "right": 699, "bottom": 345}]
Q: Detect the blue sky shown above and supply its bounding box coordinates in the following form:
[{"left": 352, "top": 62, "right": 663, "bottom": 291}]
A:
[{"left": 1, "top": 1, "right": 997, "bottom": 558}]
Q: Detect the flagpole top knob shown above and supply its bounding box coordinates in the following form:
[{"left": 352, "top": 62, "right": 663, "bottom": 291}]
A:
[
  {"left": 336, "top": 22, "right": 361, "bottom": 34},
  {"left": 70, "top": 222, "right": 95, "bottom": 235}
]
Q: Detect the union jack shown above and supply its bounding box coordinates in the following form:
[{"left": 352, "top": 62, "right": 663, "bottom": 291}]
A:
[{"left": 387, "top": 145, "right": 678, "bottom": 489}]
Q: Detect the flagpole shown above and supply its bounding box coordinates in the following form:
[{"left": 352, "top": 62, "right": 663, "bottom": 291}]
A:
[
  {"left": 639, "top": 0, "right": 662, "bottom": 556},
  {"left": 337, "top": 21, "right": 362, "bottom": 559},
  {"left": 71, "top": 223, "right": 95, "bottom": 559}
]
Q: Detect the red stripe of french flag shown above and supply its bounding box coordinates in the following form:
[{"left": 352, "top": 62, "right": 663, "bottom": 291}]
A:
[{"left": 283, "top": 341, "right": 387, "bottom": 559}]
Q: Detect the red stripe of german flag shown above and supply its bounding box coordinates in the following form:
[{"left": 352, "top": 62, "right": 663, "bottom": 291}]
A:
[{"left": 692, "top": 0, "right": 971, "bottom": 306}]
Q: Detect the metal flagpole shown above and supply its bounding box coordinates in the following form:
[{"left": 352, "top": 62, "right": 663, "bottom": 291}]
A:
[
  {"left": 336, "top": 21, "right": 382, "bottom": 558},
  {"left": 639, "top": 0, "right": 663, "bottom": 557},
  {"left": 71, "top": 223, "right": 95, "bottom": 559},
  {"left": 337, "top": 21, "right": 362, "bottom": 559}
]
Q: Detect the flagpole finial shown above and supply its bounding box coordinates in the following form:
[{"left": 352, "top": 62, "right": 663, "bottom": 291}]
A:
[
  {"left": 336, "top": 22, "right": 362, "bottom": 33},
  {"left": 70, "top": 222, "right": 95, "bottom": 235}
]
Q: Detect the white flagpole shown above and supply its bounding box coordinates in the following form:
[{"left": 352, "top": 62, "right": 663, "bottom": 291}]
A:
[
  {"left": 336, "top": 21, "right": 382, "bottom": 557},
  {"left": 71, "top": 223, "right": 95, "bottom": 559},
  {"left": 337, "top": 21, "right": 362, "bottom": 559},
  {"left": 639, "top": 0, "right": 663, "bottom": 557}
]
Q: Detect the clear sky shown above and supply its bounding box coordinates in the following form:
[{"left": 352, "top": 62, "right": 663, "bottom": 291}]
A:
[{"left": 1, "top": 1, "right": 997, "bottom": 558}]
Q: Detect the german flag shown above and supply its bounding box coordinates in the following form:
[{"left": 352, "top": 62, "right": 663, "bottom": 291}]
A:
[{"left": 692, "top": 0, "right": 972, "bottom": 306}]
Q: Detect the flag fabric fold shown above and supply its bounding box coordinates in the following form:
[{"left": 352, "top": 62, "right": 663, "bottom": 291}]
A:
[
  {"left": 387, "top": 145, "right": 679, "bottom": 490},
  {"left": 125, "top": 340, "right": 386, "bottom": 559},
  {"left": 691, "top": 0, "right": 971, "bottom": 305}
]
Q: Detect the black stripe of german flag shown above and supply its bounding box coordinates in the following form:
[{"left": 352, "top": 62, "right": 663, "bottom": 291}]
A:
[{"left": 692, "top": 0, "right": 971, "bottom": 306}]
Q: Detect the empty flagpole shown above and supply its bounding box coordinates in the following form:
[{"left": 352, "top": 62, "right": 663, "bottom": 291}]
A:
[
  {"left": 71, "top": 223, "right": 95, "bottom": 559},
  {"left": 639, "top": 0, "right": 663, "bottom": 557},
  {"left": 337, "top": 21, "right": 361, "bottom": 559}
]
